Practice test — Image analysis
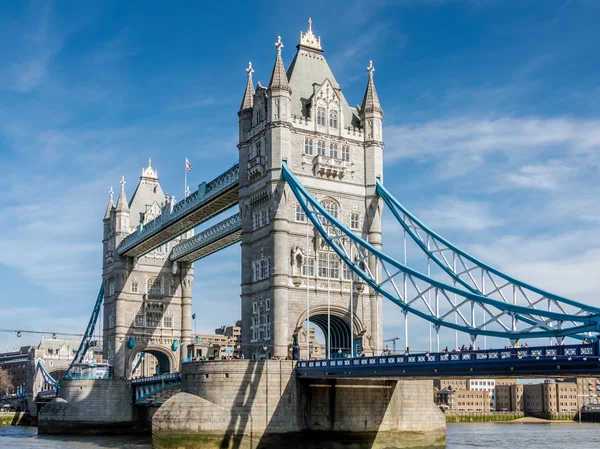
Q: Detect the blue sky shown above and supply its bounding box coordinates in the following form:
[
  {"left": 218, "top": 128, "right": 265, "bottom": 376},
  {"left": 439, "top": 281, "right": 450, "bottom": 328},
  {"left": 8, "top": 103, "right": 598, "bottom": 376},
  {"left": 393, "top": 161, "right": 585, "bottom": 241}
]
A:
[{"left": 1, "top": 0, "right": 599, "bottom": 352}]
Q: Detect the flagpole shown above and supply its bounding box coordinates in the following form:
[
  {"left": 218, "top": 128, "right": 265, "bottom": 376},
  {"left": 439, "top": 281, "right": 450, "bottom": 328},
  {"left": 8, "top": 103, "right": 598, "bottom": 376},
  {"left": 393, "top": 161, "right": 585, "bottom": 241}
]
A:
[{"left": 184, "top": 158, "right": 188, "bottom": 198}]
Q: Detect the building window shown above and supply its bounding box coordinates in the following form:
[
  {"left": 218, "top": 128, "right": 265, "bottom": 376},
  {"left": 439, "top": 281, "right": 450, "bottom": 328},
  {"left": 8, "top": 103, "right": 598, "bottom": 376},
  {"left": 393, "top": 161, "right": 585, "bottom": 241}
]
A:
[
  {"left": 304, "top": 137, "right": 313, "bottom": 155},
  {"left": 329, "top": 110, "right": 338, "bottom": 129},
  {"left": 329, "top": 142, "right": 338, "bottom": 159},
  {"left": 295, "top": 204, "right": 306, "bottom": 222},
  {"left": 342, "top": 145, "right": 350, "bottom": 161},
  {"left": 168, "top": 284, "right": 176, "bottom": 296},
  {"left": 252, "top": 256, "right": 271, "bottom": 281},
  {"left": 146, "top": 312, "right": 161, "bottom": 328},
  {"left": 318, "top": 140, "right": 326, "bottom": 156},
  {"left": 317, "top": 107, "right": 326, "bottom": 126},
  {"left": 318, "top": 254, "right": 339, "bottom": 278},
  {"left": 342, "top": 263, "right": 352, "bottom": 280},
  {"left": 253, "top": 207, "right": 270, "bottom": 230},
  {"left": 135, "top": 314, "right": 144, "bottom": 327},
  {"left": 131, "top": 281, "right": 139, "bottom": 293},
  {"left": 302, "top": 258, "right": 315, "bottom": 276},
  {"left": 265, "top": 298, "right": 270, "bottom": 311},
  {"left": 148, "top": 278, "right": 162, "bottom": 295},
  {"left": 163, "top": 316, "right": 173, "bottom": 328},
  {"left": 350, "top": 213, "right": 360, "bottom": 230},
  {"left": 322, "top": 200, "right": 339, "bottom": 219}
]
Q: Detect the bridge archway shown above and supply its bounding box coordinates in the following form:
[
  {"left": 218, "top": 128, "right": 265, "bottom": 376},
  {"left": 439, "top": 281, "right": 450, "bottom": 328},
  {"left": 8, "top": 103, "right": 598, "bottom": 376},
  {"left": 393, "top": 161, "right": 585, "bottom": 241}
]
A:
[
  {"left": 126, "top": 345, "right": 176, "bottom": 378},
  {"left": 293, "top": 306, "right": 366, "bottom": 359}
]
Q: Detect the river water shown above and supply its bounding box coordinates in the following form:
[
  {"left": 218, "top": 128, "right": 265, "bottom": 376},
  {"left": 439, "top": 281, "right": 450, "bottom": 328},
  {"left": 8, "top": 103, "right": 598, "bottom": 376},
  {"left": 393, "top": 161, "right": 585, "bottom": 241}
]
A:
[{"left": 1, "top": 423, "right": 600, "bottom": 448}]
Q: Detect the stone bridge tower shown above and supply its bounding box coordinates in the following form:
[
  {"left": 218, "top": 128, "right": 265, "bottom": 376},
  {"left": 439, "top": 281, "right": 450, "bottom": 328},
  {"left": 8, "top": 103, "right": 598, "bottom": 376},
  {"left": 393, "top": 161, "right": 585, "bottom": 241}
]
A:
[
  {"left": 238, "top": 19, "right": 384, "bottom": 360},
  {"left": 102, "top": 160, "right": 194, "bottom": 378}
]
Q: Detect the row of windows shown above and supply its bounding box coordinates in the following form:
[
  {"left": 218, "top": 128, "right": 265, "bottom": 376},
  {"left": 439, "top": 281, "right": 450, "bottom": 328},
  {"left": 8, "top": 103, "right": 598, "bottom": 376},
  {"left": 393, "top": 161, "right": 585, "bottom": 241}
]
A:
[
  {"left": 134, "top": 313, "right": 173, "bottom": 328},
  {"left": 316, "top": 108, "right": 338, "bottom": 128},
  {"left": 304, "top": 137, "right": 350, "bottom": 161},
  {"left": 252, "top": 257, "right": 272, "bottom": 282},
  {"left": 301, "top": 255, "right": 353, "bottom": 281},
  {"left": 294, "top": 204, "right": 360, "bottom": 230}
]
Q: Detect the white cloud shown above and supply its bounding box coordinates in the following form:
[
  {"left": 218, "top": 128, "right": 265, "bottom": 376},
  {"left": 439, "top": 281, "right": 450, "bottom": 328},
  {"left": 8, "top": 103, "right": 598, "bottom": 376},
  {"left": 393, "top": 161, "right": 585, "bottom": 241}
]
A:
[
  {"left": 505, "top": 160, "right": 576, "bottom": 190},
  {"left": 384, "top": 117, "right": 600, "bottom": 164}
]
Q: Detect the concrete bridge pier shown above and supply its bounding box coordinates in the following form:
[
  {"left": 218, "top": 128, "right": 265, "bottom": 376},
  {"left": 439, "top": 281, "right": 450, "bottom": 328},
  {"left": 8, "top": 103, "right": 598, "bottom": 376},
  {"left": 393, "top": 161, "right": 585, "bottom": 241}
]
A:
[{"left": 152, "top": 360, "right": 445, "bottom": 449}]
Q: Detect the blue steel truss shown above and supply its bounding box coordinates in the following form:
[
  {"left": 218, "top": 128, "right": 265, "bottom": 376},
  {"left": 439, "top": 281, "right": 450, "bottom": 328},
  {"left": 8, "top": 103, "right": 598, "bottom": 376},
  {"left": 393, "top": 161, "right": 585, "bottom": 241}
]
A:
[
  {"left": 282, "top": 164, "right": 600, "bottom": 341},
  {"left": 64, "top": 284, "right": 104, "bottom": 379},
  {"left": 170, "top": 212, "right": 241, "bottom": 262},
  {"left": 297, "top": 342, "right": 600, "bottom": 378},
  {"left": 38, "top": 360, "right": 60, "bottom": 390},
  {"left": 376, "top": 182, "right": 600, "bottom": 341},
  {"left": 118, "top": 163, "right": 239, "bottom": 257}
]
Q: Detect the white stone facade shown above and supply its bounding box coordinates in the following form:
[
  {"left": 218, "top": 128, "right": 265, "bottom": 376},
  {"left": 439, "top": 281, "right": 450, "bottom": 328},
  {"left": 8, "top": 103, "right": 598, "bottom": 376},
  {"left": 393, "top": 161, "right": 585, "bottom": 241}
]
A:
[
  {"left": 102, "top": 161, "right": 194, "bottom": 378},
  {"left": 238, "top": 20, "right": 384, "bottom": 360}
]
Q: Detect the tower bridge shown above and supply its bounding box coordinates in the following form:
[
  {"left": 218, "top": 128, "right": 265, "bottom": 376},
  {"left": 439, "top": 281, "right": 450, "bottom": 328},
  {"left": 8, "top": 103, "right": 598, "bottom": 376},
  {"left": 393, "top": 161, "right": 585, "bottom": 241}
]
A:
[{"left": 37, "top": 18, "right": 600, "bottom": 448}]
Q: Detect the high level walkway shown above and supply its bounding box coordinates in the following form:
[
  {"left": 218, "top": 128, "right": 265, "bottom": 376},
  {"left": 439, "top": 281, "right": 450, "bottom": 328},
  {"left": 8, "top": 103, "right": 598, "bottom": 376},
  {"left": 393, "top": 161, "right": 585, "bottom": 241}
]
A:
[{"left": 118, "top": 163, "right": 239, "bottom": 258}]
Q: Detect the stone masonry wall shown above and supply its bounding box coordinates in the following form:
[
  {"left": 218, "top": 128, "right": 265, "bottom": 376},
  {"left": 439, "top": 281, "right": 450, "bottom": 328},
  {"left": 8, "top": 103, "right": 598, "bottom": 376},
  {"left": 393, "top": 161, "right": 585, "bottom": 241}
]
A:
[
  {"left": 153, "top": 360, "right": 446, "bottom": 449},
  {"left": 38, "top": 379, "right": 134, "bottom": 434}
]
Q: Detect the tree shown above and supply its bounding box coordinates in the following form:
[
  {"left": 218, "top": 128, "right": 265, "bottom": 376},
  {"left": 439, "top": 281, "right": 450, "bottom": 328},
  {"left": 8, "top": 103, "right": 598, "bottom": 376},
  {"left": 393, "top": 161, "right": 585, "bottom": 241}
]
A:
[{"left": 0, "top": 368, "right": 13, "bottom": 394}]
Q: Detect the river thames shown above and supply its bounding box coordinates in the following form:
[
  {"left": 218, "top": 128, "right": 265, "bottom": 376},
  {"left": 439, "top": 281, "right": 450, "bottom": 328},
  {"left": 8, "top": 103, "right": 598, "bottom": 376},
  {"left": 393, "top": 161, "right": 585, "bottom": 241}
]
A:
[{"left": 1, "top": 423, "right": 600, "bottom": 448}]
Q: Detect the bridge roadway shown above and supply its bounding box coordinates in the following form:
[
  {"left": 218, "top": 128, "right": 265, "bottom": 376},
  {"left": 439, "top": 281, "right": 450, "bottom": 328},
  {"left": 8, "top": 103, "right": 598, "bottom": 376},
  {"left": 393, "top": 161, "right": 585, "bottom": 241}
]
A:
[
  {"left": 118, "top": 163, "right": 239, "bottom": 258},
  {"left": 296, "top": 342, "right": 600, "bottom": 379}
]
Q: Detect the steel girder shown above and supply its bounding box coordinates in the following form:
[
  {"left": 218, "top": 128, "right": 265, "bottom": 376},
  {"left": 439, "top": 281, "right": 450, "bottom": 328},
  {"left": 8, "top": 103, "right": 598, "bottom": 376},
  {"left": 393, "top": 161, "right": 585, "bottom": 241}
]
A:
[
  {"left": 376, "top": 182, "right": 600, "bottom": 340},
  {"left": 170, "top": 212, "right": 241, "bottom": 262},
  {"left": 282, "top": 164, "right": 600, "bottom": 340},
  {"left": 118, "top": 163, "right": 240, "bottom": 258},
  {"left": 65, "top": 284, "right": 104, "bottom": 379}
]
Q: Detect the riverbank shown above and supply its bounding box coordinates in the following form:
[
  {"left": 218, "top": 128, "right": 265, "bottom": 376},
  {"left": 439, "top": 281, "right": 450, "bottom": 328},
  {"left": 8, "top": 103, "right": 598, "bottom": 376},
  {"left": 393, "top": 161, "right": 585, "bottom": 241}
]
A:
[
  {"left": 0, "top": 413, "right": 32, "bottom": 426},
  {"left": 445, "top": 411, "right": 523, "bottom": 423}
]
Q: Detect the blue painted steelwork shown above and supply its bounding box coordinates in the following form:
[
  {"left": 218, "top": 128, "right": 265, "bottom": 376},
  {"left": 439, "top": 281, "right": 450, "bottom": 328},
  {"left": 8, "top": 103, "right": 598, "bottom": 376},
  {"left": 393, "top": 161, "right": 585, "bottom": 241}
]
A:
[
  {"left": 131, "top": 352, "right": 145, "bottom": 375},
  {"left": 170, "top": 212, "right": 241, "bottom": 262},
  {"left": 118, "top": 163, "right": 240, "bottom": 256},
  {"left": 377, "top": 181, "right": 600, "bottom": 339},
  {"left": 64, "top": 285, "right": 104, "bottom": 379},
  {"left": 132, "top": 372, "right": 181, "bottom": 406},
  {"left": 282, "top": 164, "right": 600, "bottom": 340},
  {"left": 37, "top": 360, "right": 60, "bottom": 391},
  {"left": 296, "top": 342, "right": 600, "bottom": 378}
]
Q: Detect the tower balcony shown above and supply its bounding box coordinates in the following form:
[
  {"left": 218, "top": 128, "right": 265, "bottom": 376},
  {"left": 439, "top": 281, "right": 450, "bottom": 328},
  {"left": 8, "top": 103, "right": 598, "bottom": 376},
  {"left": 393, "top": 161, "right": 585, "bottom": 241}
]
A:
[
  {"left": 313, "top": 155, "right": 346, "bottom": 180},
  {"left": 248, "top": 155, "right": 266, "bottom": 182}
]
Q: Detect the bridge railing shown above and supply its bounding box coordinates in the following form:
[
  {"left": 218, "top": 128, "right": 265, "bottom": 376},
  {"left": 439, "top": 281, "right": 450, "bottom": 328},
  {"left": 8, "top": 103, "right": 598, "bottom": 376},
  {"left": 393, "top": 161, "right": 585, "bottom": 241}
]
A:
[
  {"left": 297, "top": 343, "right": 598, "bottom": 371},
  {"left": 170, "top": 212, "right": 241, "bottom": 261},
  {"left": 118, "top": 163, "right": 239, "bottom": 255},
  {"left": 131, "top": 372, "right": 181, "bottom": 386}
]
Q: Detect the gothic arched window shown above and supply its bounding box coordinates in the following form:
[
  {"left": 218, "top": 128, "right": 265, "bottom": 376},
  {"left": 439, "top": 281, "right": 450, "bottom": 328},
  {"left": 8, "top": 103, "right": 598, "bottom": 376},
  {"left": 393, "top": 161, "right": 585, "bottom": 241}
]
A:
[
  {"left": 147, "top": 278, "right": 162, "bottom": 295},
  {"left": 131, "top": 281, "right": 139, "bottom": 293},
  {"left": 317, "top": 107, "right": 326, "bottom": 126},
  {"left": 329, "top": 110, "right": 338, "bottom": 129},
  {"left": 322, "top": 200, "right": 339, "bottom": 219}
]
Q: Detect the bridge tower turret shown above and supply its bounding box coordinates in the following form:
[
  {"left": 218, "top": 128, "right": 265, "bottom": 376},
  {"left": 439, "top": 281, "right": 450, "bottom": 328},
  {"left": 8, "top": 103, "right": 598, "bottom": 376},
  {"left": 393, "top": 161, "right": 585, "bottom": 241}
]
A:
[
  {"left": 239, "top": 19, "right": 383, "bottom": 360},
  {"left": 360, "top": 60, "right": 384, "bottom": 354},
  {"left": 102, "top": 160, "right": 193, "bottom": 379}
]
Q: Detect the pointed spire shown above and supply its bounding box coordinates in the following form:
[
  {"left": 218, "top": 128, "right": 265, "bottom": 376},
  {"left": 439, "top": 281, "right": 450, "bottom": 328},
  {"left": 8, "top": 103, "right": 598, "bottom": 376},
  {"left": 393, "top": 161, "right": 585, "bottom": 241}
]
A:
[
  {"left": 115, "top": 176, "right": 129, "bottom": 212},
  {"left": 104, "top": 186, "right": 114, "bottom": 220},
  {"left": 299, "top": 17, "right": 322, "bottom": 51},
  {"left": 361, "top": 60, "right": 382, "bottom": 114},
  {"left": 239, "top": 61, "right": 255, "bottom": 111},
  {"left": 268, "top": 36, "right": 291, "bottom": 93}
]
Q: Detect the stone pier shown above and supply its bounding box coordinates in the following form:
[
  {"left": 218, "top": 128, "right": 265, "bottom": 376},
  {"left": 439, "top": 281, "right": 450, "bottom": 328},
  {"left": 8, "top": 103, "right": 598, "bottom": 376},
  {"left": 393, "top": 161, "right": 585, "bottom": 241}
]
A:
[
  {"left": 153, "top": 360, "right": 446, "bottom": 449},
  {"left": 38, "top": 379, "right": 142, "bottom": 435}
]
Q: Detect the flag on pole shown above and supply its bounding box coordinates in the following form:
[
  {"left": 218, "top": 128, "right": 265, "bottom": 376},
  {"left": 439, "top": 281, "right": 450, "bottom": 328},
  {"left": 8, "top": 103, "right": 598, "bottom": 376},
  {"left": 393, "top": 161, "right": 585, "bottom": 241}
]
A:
[{"left": 186, "top": 158, "right": 192, "bottom": 171}]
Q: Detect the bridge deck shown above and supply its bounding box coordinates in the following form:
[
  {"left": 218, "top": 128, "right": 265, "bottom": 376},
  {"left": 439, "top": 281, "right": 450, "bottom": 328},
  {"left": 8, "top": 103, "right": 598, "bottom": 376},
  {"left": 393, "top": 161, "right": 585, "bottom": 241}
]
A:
[
  {"left": 170, "top": 212, "right": 241, "bottom": 262},
  {"left": 118, "top": 164, "right": 239, "bottom": 258},
  {"left": 296, "top": 343, "right": 600, "bottom": 379}
]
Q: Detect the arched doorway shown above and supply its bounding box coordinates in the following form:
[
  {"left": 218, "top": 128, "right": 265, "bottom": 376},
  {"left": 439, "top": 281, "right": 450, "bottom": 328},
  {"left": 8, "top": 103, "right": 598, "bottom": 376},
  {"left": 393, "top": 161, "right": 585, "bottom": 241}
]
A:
[
  {"left": 293, "top": 307, "right": 366, "bottom": 360},
  {"left": 127, "top": 346, "right": 175, "bottom": 378},
  {"left": 309, "top": 314, "right": 351, "bottom": 357}
]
